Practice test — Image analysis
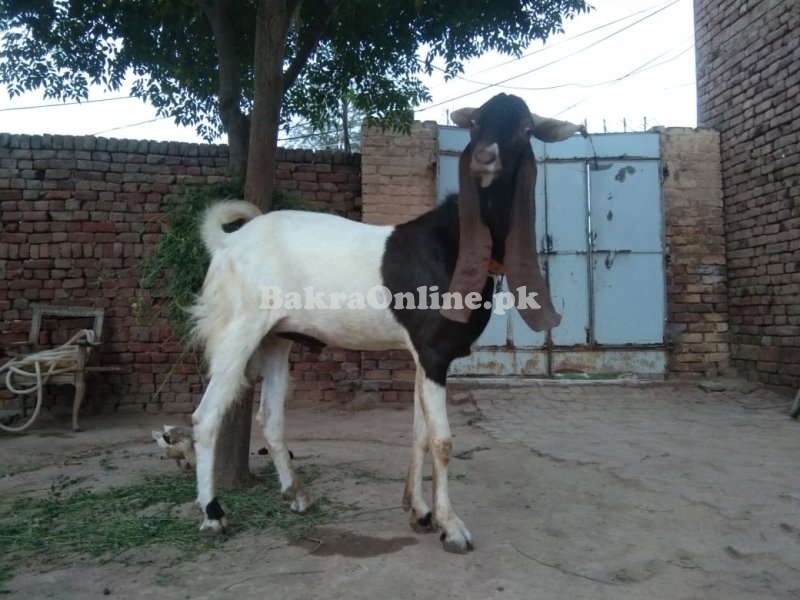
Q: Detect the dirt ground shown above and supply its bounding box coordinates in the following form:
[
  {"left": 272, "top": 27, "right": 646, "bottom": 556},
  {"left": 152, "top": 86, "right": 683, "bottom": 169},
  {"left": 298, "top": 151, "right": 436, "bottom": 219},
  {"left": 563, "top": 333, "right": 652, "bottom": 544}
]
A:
[{"left": 1, "top": 378, "right": 799, "bottom": 600}]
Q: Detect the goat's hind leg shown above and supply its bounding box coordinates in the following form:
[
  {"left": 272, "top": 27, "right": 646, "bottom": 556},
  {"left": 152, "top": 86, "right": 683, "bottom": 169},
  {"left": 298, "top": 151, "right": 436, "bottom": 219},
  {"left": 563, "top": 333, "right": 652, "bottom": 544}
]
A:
[
  {"left": 257, "top": 336, "right": 314, "bottom": 512},
  {"left": 192, "top": 327, "right": 261, "bottom": 534},
  {"left": 192, "top": 372, "right": 244, "bottom": 534}
]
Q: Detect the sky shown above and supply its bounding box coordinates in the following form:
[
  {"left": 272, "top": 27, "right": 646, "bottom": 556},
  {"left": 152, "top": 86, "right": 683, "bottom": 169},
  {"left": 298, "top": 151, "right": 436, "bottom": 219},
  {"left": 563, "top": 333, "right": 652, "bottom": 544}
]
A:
[{"left": 0, "top": 0, "right": 697, "bottom": 145}]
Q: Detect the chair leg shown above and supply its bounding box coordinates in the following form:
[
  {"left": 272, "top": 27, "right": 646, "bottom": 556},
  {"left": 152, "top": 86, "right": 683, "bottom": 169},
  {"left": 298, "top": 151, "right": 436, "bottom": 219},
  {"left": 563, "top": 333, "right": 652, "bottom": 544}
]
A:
[{"left": 72, "top": 373, "right": 86, "bottom": 432}]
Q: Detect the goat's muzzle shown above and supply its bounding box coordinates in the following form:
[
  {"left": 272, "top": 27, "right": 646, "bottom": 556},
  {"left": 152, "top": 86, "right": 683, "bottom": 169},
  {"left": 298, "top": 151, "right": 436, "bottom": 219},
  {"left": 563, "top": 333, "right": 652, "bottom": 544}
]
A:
[{"left": 471, "top": 143, "right": 501, "bottom": 188}]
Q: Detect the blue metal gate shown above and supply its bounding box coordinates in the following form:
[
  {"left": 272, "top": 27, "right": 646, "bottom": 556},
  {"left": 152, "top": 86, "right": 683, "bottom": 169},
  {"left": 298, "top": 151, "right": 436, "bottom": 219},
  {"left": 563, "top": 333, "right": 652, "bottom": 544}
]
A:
[{"left": 437, "top": 128, "right": 666, "bottom": 377}]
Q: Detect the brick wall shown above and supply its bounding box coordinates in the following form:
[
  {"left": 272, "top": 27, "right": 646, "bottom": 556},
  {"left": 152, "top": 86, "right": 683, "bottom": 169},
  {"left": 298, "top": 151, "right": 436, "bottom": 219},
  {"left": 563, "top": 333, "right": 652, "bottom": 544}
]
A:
[
  {"left": 0, "top": 133, "right": 361, "bottom": 414},
  {"left": 361, "top": 121, "right": 438, "bottom": 225},
  {"left": 695, "top": 0, "right": 800, "bottom": 386},
  {"left": 660, "top": 127, "right": 730, "bottom": 376}
]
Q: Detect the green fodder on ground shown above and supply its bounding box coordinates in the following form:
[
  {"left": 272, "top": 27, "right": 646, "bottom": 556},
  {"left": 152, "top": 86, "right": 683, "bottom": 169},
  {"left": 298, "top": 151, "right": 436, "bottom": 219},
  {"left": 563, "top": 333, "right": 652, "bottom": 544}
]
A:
[{"left": 0, "top": 464, "right": 344, "bottom": 589}]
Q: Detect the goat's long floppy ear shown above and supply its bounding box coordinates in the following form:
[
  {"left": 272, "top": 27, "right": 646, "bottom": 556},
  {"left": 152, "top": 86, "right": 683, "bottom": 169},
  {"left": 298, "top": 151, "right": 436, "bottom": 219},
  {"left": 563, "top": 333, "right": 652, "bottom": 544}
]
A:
[
  {"left": 441, "top": 145, "right": 492, "bottom": 323},
  {"left": 504, "top": 146, "right": 561, "bottom": 331},
  {"left": 530, "top": 114, "right": 587, "bottom": 143}
]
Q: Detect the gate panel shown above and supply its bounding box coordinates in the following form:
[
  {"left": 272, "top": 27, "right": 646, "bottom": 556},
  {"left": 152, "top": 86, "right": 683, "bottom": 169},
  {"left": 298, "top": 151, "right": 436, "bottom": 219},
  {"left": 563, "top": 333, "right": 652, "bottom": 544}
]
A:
[
  {"left": 589, "top": 159, "right": 665, "bottom": 345},
  {"left": 590, "top": 161, "right": 664, "bottom": 252},
  {"left": 544, "top": 162, "right": 590, "bottom": 346},
  {"left": 592, "top": 253, "right": 666, "bottom": 344},
  {"left": 549, "top": 254, "right": 591, "bottom": 346}
]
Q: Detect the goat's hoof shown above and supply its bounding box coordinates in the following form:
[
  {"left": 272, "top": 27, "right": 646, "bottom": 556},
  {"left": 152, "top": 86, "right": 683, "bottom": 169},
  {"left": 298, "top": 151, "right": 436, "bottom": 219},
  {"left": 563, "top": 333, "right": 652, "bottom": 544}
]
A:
[
  {"left": 289, "top": 493, "right": 314, "bottom": 514},
  {"left": 440, "top": 530, "right": 474, "bottom": 554},
  {"left": 410, "top": 511, "right": 438, "bottom": 534},
  {"left": 199, "top": 517, "right": 228, "bottom": 535}
]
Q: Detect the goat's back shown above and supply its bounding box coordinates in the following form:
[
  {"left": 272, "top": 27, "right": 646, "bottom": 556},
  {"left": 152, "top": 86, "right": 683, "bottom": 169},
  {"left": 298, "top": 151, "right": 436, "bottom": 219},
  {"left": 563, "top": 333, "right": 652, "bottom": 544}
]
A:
[{"left": 193, "top": 208, "right": 409, "bottom": 352}]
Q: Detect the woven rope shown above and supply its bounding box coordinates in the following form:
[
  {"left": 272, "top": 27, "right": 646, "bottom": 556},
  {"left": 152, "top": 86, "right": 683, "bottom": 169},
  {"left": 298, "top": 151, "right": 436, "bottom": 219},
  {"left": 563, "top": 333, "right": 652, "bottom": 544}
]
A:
[{"left": 1, "top": 329, "right": 95, "bottom": 395}]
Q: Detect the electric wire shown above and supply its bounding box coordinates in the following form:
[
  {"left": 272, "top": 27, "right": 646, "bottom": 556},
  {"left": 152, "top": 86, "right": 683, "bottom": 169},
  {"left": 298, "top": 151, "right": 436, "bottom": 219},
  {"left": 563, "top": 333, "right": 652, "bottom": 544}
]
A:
[
  {"left": 423, "top": 0, "right": 682, "bottom": 88},
  {"left": 0, "top": 95, "right": 133, "bottom": 112},
  {"left": 417, "top": 0, "right": 685, "bottom": 111},
  {"left": 552, "top": 40, "right": 694, "bottom": 116},
  {"left": 89, "top": 116, "right": 171, "bottom": 136}
]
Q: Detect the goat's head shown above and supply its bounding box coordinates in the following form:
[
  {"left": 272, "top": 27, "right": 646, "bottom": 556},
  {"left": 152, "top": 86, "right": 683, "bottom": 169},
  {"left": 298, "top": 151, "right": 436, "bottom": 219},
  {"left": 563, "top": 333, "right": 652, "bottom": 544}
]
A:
[
  {"left": 444, "top": 93, "right": 586, "bottom": 331},
  {"left": 451, "top": 93, "right": 586, "bottom": 189}
]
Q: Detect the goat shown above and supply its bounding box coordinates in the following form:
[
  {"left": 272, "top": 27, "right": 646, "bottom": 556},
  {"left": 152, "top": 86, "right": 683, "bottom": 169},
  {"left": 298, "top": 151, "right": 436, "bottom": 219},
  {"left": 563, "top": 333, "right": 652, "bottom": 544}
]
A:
[
  {"left": 152, "top": 425, "right": 196, "bottom": 472},
  {"left": 189, "top": 93, "right": 584, "bottom": 553}
]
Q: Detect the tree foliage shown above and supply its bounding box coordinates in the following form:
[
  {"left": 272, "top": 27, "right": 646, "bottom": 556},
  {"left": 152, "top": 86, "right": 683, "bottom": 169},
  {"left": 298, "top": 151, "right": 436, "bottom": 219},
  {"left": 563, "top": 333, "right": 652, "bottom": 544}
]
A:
[{"left": 1, "top": 0, "right": 590, "bottom": 144}]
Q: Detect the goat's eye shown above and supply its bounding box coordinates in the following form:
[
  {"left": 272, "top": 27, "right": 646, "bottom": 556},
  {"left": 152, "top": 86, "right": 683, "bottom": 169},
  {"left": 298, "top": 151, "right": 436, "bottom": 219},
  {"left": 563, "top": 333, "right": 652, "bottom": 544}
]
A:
[
  {"left": 524, "top": 127, "right": 534, "bottom": 137},
  {"left": 469, "top": 119, "right": 476, "bottom": 128}
]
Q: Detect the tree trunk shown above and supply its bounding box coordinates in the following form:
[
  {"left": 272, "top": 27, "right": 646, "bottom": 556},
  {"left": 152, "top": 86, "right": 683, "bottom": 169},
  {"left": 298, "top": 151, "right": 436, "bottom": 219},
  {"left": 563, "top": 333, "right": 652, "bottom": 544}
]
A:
[
  {"left": 225, "top": 114, "right": 251, "bottom": 179},
  {"left": 199, "top": 0, "right": 251, "bottom": 178},
  {"left": 341, "top": 95, "right": 351, "bottom": 153},
  {"left": 212, "top": 0, "right": 296, "bottom": 487},
  {"left": 197, "top": 0, "right": 255, "bottom": 489},
  {"left": 244, "top": 0, "right": 295, "bottom": 211},
  {"left": 214, "top": 385, "right": 255, "bottom": 489},
  {"left": 201, "top": 0, "right": 331, "bottom": 489}
]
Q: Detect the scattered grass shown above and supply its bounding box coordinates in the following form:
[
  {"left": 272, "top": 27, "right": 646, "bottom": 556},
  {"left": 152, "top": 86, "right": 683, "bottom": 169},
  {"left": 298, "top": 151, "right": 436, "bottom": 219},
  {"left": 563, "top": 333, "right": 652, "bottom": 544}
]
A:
[{"left": 0, "top": 464, "right": 345, "bottom": 590}]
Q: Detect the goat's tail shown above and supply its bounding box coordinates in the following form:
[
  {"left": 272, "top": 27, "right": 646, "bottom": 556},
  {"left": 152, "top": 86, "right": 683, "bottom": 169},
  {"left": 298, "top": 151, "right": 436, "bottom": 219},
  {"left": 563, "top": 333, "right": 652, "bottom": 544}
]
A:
[{"left": 200, "top": 200, "right": 262, "bottom": 253}]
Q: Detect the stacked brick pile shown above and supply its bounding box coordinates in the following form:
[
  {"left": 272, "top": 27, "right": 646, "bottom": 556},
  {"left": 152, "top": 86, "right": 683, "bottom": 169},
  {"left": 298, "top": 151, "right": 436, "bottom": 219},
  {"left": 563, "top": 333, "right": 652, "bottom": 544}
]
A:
[{"left": 695, "top": 0, "right": 800, "bottom": 386}]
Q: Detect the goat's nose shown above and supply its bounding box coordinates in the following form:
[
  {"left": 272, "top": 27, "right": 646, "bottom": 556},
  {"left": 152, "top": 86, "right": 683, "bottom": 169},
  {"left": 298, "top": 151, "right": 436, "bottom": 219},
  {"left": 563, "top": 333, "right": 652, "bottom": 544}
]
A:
[{"left": 474, "top": 143, "right": 499, "bottom": 165}]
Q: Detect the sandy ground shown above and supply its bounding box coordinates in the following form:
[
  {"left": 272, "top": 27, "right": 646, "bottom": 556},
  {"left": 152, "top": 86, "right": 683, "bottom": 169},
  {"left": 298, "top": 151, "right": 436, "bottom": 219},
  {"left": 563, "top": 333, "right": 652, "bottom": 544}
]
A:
[{"left": 1, "top": 379, "right": 799, "bottom": 600}]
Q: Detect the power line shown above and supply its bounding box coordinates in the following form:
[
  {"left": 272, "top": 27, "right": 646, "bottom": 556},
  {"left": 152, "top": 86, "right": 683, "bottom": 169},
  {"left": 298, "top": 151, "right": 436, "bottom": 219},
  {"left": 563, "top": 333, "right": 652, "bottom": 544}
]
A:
[
  {"left": 552, "top": 40, "right": 694, "bottom": 116},
  {"left": 494, "top": 39, "right": 694, "bottom": 92},
  {"left": 417, "top": 0, "right": 684, "bottom": 111},
  {"left": 278, "top": 125, "right": 351, "bottom": 143},
  {"left": 0, "top": 95, "right": 133, "bottom": 112},
  {"left": 90, "top": 116, "right": 170, "bottom": 136},
  {"left": 430, "top": 0, "right": 681, "bottom": 84}
]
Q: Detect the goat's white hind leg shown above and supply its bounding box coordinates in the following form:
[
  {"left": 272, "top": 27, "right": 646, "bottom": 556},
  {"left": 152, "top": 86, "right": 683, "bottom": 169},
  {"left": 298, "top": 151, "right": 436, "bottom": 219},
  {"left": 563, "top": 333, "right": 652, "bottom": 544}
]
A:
[
  {"left": 420, "top": 375, "right": 473, "bottom": 553},
  {"left": 192, "top": 327, "right": 262, "bottom": 534},
  {"left": 192, "top": 373, "right": 240, "bottom": 534},
  {"left": 403, "top": 367, "right": 435, "bottom": 532},
  {"left": 257, "top": 336, "right": 314, "bottom": 513}
]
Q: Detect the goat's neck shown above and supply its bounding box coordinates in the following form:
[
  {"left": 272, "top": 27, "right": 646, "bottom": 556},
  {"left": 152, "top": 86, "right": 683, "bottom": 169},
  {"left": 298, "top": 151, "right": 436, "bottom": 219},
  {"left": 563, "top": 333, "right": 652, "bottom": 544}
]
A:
[{"left": 477, "top": 183, "right": 513, "bottom": 263}]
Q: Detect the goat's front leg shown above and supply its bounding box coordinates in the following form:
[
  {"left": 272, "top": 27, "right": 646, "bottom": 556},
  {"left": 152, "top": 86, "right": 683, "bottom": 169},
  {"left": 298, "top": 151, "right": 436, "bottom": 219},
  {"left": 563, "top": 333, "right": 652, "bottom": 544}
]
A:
[
  {"left": 256, "top": 337, "right": 313, "bottom": 513},
  {"left": 403, "top": 368, "right": 435, "bottom": 533},
  {"left": 420, "top": 374, "right": 474, "bottom": 553}
]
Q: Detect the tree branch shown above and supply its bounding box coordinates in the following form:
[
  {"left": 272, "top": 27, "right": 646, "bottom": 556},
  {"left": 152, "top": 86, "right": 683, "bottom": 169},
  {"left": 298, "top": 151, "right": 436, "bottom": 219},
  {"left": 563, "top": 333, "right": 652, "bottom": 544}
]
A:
[{"left": 282, "top": 0, "right": 337, "bottom": 91}]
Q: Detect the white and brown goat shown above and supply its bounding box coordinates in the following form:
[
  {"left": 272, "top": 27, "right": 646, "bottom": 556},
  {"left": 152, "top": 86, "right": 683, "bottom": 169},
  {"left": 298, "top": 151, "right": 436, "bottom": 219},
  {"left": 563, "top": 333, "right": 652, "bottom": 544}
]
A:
[{"left": 189, "top": 93, "right": 584, "bottom": 553}]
